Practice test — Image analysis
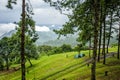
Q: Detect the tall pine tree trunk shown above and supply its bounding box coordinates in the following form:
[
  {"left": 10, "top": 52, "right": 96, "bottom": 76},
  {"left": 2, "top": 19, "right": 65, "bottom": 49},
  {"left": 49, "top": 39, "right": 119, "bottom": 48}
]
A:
[
  {"left": 107, "top": 11, "right": 113, "bottom": 53},
  {"left": 98, "top": 4, "right": 103, "bottom": 62},
  {"left": 103, "top": 15, "right": 106, "bottom": 64},
  {"left": 103, "top": 16, "right": 106, "bottom": 64},
  {"left": 117, "top": 8, "right": 120, "bottom": 59},
  {"left": 91, "top": 0, "right": 100, "bottom": 80},
  {"left": 118, "top": 22, "right": 120, "bottom": 59},
  {"left": 102, "top": 1, "right": 106, "bottom": 64},
  {"left": 21, "top": 0, "right": 26, "bottom": 80},
  {"left": 89, "top": 36, "right": 91, "bottom": 57}
]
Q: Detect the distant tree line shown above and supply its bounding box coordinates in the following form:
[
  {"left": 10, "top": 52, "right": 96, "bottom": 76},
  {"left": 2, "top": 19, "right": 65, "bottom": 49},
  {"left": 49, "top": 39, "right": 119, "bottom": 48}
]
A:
[
  {"left": 38, "top": 44, "right": 72, "bottom": 56},
  {"left": 37, "top": 44, "right": 90, "bottom": 56}
]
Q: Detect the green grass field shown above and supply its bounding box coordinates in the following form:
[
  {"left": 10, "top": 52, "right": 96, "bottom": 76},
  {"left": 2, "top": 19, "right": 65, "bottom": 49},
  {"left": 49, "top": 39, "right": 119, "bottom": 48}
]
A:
[{"left": 0, "top": 46, "right": 120, "bottom": 80}]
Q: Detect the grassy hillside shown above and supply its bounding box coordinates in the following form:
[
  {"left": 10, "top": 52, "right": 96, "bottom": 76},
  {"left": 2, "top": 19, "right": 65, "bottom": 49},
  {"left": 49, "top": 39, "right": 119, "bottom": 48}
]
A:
[{"left": 0, "top": 47, "right": 119, "bottom": 80}]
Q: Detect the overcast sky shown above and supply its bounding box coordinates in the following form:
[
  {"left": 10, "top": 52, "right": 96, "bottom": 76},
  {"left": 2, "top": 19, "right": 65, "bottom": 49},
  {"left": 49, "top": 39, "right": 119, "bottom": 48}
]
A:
[{"left": 0, "top": 0, "right": 68, "bottom": 36}]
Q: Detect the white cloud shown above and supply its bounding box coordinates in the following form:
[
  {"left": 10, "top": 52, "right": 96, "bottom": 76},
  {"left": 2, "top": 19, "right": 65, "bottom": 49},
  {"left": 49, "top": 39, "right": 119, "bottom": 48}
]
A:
[
  {"left": 35, "top": 25, "right": 50, "bottom": 32},
  {"left": 0, "top": 23, "right": 50, "bottom": 36},
  {"left": 51, "top": 24, "right": 55, "bottom": 27},
  {"left": 34, "top": 8, "right": 68, "bottom": 24},
  {"left": 30, "top": 0, "right": 49, "bottom": 8},
  {"left": 0, "top": 23, "right": 17, "bottom": 36},
  {"left": 0, "top": 0, "right": 68, "bottom": 25}
]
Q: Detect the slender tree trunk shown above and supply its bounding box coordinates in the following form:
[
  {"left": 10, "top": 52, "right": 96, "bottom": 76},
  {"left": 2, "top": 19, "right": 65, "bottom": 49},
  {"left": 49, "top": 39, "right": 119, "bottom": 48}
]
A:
[
  {"left": 0, "top": 64, "right": 4, "bottom": 71},
  {"left": 118, "top": 22, "right": 120, "bottom": 59},
  {"left": 103, "top": 15, "right": 106, "bottom": 64},
  {"left": 98, "top": 5, "right": 103, "bottom": 62},
  {"left": 91, "top": 0, "right": 99, "bottom": 80},
  {"left": 107, "top": 11, "right": 113, "bottom": 53},
  {"left": 27, "top": 57, "right": 32, "bottom": 67},
  {"left": 89, "top": 36, "right": 91, "bottom": 57},
  {"left": 21, "top": 0, "right": 26, "bottom": 80},
  {"left": 102, "top": 2, "right": 106, "bottom": 64},
  {"left": 5, "top": 57, "right": 9, "bottom": 70}
]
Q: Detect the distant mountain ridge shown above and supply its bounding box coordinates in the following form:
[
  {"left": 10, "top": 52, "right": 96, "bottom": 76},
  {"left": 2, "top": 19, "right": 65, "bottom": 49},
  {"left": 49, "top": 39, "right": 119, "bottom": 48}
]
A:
[
  {"left": 43, "top": 36, "right": 79, "bottom": 47},
  {"left": 0, "top": 30, "right": 15, "bottom": 39},
  {"left": 0, "top": 25, "right": 78, "bottom": 47},
  {"left": 0, "top": 25, "right": 117, "bottom": 47}
]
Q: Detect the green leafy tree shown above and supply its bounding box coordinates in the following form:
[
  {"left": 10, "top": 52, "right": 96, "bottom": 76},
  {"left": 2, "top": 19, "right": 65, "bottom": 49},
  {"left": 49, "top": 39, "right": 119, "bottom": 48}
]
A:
[
  {"left": 6, "top": 0, "right": 26, "bottom": 79},
  {"left": 25, "top": 36, "right": 39, "bottom": 66},
  {"left": 0, "top": 56, "right": 4, "bottom": 71},
  {"left": 6, "top": 0, "right": 38, "bottom": 79},
  {"left": 74, "top": 44, "right": 82, "bottom": 53},
  {"left": 0, "top": 37, "right": 12, "bottom": 70},
  {"left": 60, "top": 44, "right": 72, "bottom": 53},
  {"left": 38, "top": 45, "right": 53, "bottom": 56}
]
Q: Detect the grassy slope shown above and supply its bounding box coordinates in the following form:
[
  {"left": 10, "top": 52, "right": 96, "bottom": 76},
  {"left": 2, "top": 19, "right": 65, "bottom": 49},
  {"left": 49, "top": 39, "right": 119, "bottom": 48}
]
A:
[{"left": 0, "top": 47, "right": 119, "bottom": 80}]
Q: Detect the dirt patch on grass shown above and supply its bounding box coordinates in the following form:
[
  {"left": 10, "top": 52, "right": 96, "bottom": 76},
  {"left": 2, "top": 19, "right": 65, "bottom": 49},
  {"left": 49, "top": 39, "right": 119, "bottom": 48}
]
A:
[
  {"left": 0, "top": 66, "right": 20, "bottom": 75},
  {"left": 106, "top": 60, "right": 120, "bottom": 66}
]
